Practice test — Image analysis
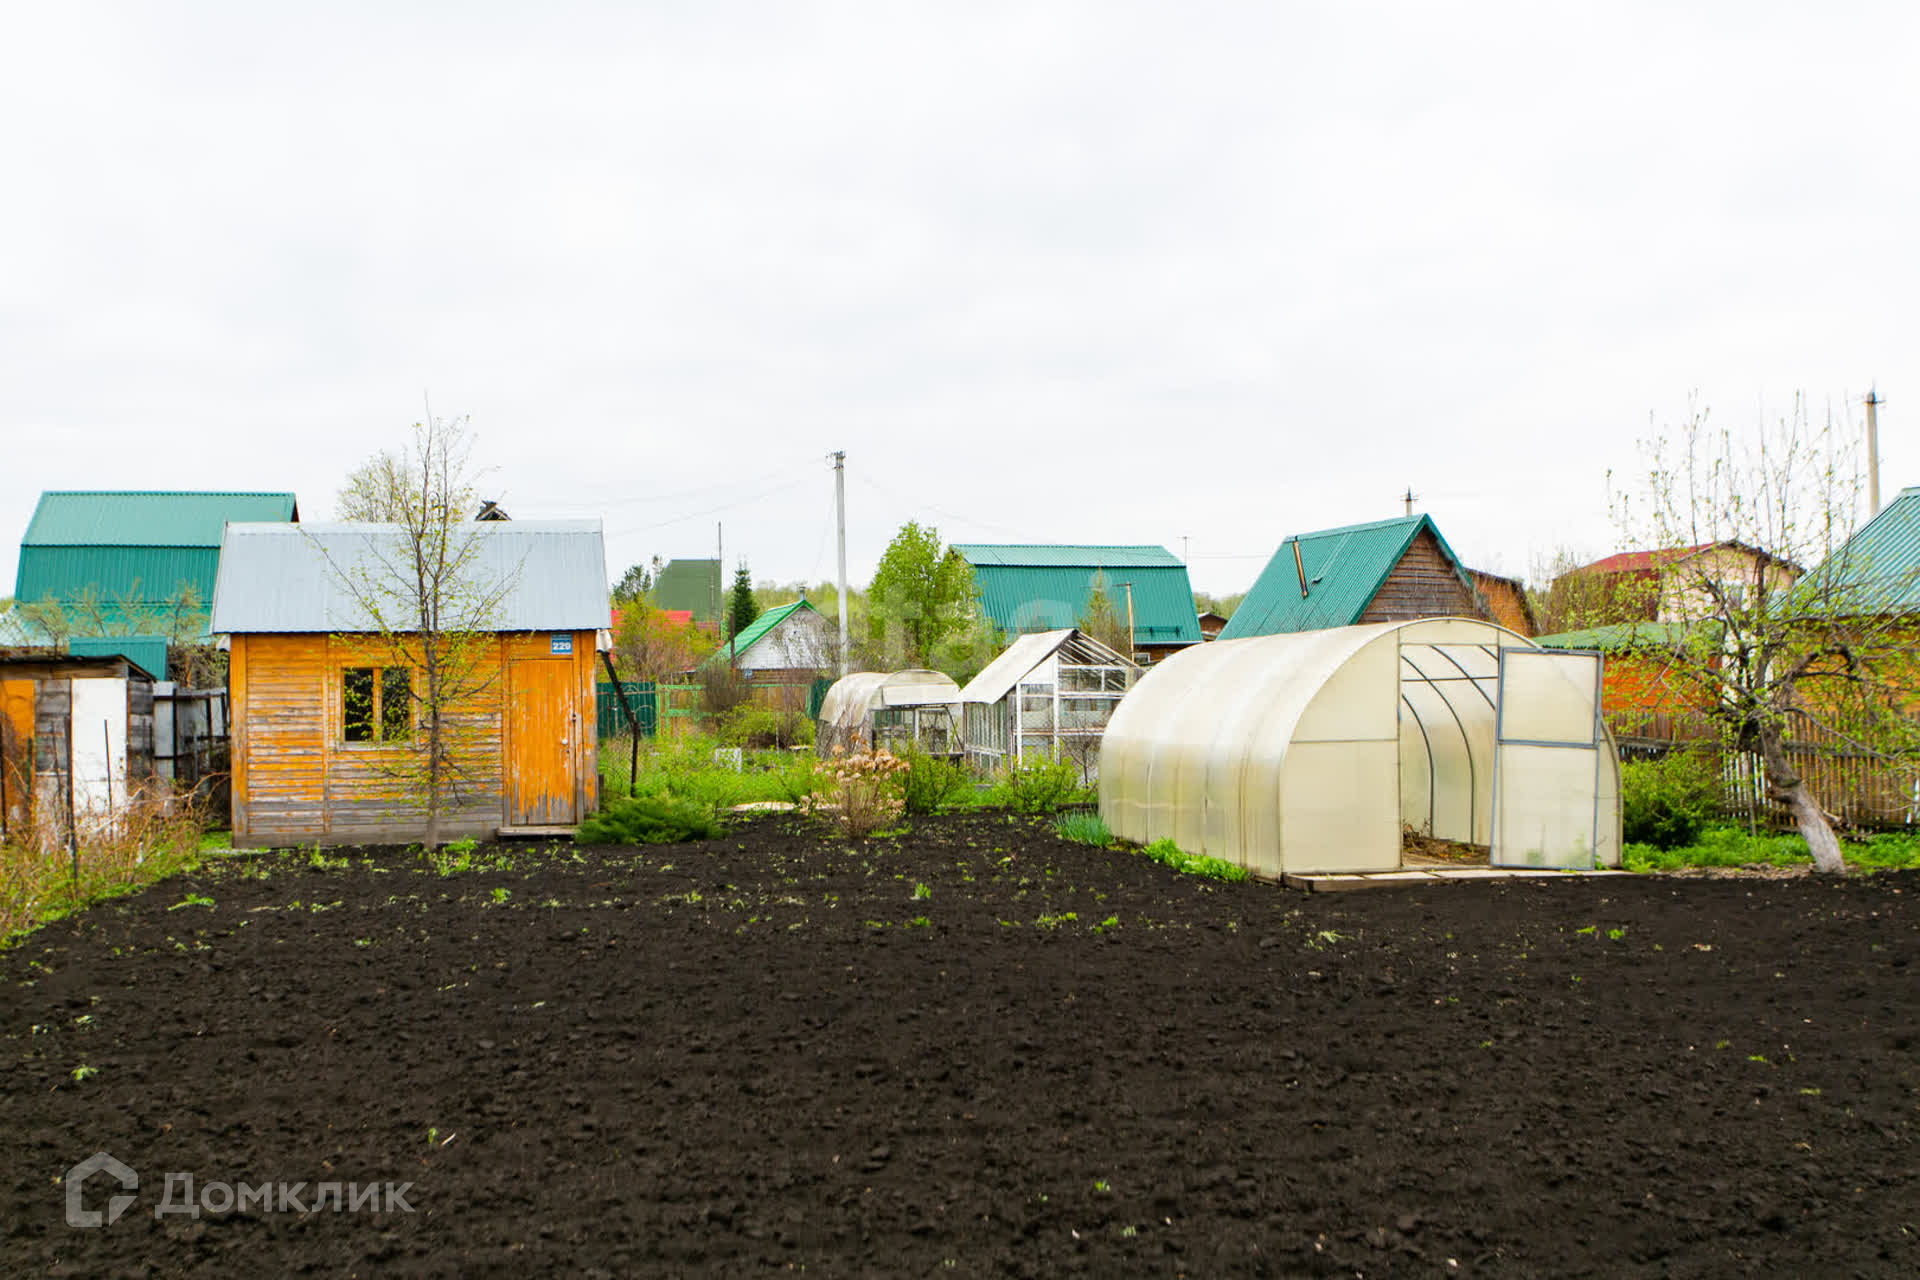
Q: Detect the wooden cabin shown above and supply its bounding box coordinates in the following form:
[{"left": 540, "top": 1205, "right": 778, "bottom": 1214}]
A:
[
  {"left": 1218, "top": 513, "right": 1492, "bottom": 638},
  {"left": 211, "top": 521, "right": 609, "bottom": 847},
  {"left": 0, "top": 650, "right": 158, "bottom": 848}
]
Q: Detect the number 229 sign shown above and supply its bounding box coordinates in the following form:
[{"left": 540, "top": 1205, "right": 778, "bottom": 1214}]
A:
[{"left": 549, "top": 634, "right": 573, "bottom": 656}]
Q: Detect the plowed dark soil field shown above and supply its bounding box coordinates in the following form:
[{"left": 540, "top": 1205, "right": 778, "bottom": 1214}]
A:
[{"left": 3, "top": 811, "right": 1915, "bottom": 1278}]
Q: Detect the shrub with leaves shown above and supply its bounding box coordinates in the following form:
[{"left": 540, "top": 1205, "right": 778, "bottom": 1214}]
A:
[
  {"left": 718, "top": 704, "right": 814, "bottom": 750},
  {"left": 812, "top": 749, "right": 910, "bottom": 838},
  {"left": 1141, "top": 836, "right": 1248, "bottom": 882},
  {"left": 899, "top": 748, "right": 971, "bottom": 815},
  {"left": 991, "top": 756, "right": 1084, "bottom": 814},
  {"left": 576, "top": 795, "right": 725, "bottom": 846},
  {"left": 1620, "top": 750, "right": 1722, "bottom": 849}
]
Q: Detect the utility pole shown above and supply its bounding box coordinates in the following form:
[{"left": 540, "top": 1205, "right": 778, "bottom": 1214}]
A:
[
  {"left": 715, "top": 522, "right": 726, "bottom": 657},
  {"left": 1120, "top": 581, "right": 1136, "bottom": 660},
  {"left": 1866, "top": 388, "right": 1884, "bottom": 517},
  {"left": 832, "top": 451, "right": 849, "bottom": 678}
]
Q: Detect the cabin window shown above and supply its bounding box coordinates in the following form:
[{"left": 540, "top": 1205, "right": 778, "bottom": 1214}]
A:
[{"left": 343, "top": 666, "right": 413, "bottom": 743}]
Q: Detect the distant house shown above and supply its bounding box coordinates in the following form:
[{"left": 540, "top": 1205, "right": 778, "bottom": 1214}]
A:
[
  {"left": 14, "top": 491, "right": 299, "bottom": 637},
  {"left": 212, "top": 521, "right": 608, "bottom": 846},
  {"left": 952, "top": 544, "right": 1202, "bottom": 664},
  {"left": 651, "top": 558, "right": 723, "bottom": 628},
  {"left": 1196, "top": 610, "right": 1229, "bottom": 641},
  {"left": 1552, "top": 542, "right": 1798, "bottom": 626},
  {"left": 708, "top": 600, "right": 834, "bottom": 701},
  {"left": 1219, "top": 514, "right": 1489, "bottom": 639},
  {"left": 1466, "top": 569, "right": 1537, "bottom": 638},
  {"left": 957, "top": 628, "right": 1140, "bottom": 779}
]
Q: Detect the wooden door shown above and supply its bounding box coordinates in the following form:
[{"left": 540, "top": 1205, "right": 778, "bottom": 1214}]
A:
[
  {"left": 507, "top": 659, "right": 578, "bottom": 826},
  {"left": 0, "top": 678, "right": 33, "bottom": 834}
]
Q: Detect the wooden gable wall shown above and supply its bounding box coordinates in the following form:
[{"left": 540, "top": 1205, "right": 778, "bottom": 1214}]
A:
[{"left": 1357, "top": 528, "right": 1490, "bottom": 625}]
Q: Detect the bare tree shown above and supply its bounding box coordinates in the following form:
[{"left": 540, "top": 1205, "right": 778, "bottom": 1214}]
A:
[
  {"left": 1617, "top": 395, "right": 1920, "bottom": 873},
  {"left": 318, "top": 417, "right": 515, "bottom": 850}
]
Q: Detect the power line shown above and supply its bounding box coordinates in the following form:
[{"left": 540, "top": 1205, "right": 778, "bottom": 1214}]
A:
[{"left": 605, "top": 475, "right": 812, "bottom": 536}]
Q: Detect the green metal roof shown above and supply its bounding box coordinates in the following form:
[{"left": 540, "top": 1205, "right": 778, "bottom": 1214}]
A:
[
  {"left": 14, "top": 491, "right": 298, "bottom": 611},
  {"left": 951, "top": 545, "right": 1201, "bottom": 645},
  {"left": 22, "top": 491, "right": 298, "bottom": 547},
  {"left": 1532, "top": 622, "right": 1705, "bottom": 653},
  {"left": 69, "top": 635, "right": 169, "bottom": 681},
  {"left": 1798, "top": 485, "right": 1920, "bottom": 612},
  {"left": 1217, "top": 514, "right": 1476, "bottom": 639},
  {"left": 710, "top": 599, "right": 816, "bottom": 664},
  {"left": 652, "top": 558, "right": 721, "bottom": 622}
]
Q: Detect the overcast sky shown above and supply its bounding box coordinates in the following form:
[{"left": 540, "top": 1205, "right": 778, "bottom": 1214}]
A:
[{"left": 3, "top": 2, "right": 1915, "bottom": 600}]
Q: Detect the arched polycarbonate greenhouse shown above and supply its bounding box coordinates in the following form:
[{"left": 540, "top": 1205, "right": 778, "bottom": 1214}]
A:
[
  {"left": 815, "top": 670, "right": 962, "bottom": 757},
  {"left": 1099, "top": 618, "right": 1621, "bottom": 878}
]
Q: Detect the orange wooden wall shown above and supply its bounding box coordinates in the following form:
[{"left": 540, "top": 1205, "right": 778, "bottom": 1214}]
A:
[{"left": 231, "top": 631, "right": 596, "bottom": 846}]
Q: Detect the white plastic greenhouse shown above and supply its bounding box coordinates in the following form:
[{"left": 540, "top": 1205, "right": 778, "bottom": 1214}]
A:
[
  {"left": 1099, "top": 618, "right": 1621, "bottom": 877},
  {"left": 815, "top": 670, "right": 962, "bottom": 757}
]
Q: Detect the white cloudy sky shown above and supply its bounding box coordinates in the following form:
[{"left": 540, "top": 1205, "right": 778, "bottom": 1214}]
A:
[{"left": 3, "top": 1, "right": 1915, "bottom": 598}]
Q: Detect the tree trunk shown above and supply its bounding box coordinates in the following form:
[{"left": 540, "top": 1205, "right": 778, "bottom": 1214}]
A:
[{"left": 1756, "top": 721, "right": 1846, "bottom": 874}]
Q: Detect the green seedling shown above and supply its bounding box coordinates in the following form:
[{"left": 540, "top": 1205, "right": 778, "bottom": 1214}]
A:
[
  {"left": 71, "top": 1065, "right": 98, "bottom": 1083},
  {"left": 168, "top": 893, "right": 215, "bottom": 911}
]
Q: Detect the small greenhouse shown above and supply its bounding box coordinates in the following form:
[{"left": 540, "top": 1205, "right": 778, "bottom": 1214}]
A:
[
  {"left": 1099, "top": 617, "right": 1621, "bottom": 877},
  {"left": 815, "top": 670, "right": 962, "bottom": 757},
  {"left": 958, "top": 629, "right": 1140, "bottom": 779}
]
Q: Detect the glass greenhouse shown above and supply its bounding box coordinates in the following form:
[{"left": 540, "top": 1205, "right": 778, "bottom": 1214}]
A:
[
  {"left": 959, "top": 629, "right": 1140, "bottom": 780},
  {"left": 1099, "top": 618, "right": 1620, "bottom": 877},
  {"left": 815, "top": 670, "right": 962, "bottom": 757}
]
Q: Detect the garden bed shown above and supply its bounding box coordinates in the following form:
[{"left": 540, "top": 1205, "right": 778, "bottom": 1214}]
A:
[{"left": 2, "top": 811, "right": 1915, "bottom": 1277}]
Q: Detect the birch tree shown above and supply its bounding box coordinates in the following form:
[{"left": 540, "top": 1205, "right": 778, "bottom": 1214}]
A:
[
  {"left": 1617, "top": 396, "right": 1920, "bottom": 873},
  {"left": 320, "top": 416, "right": 514, "bottom": 849}
]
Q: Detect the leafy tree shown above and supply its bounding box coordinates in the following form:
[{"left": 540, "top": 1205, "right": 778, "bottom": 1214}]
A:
[
  {"left": 1526, "top": 545, "right": 1660, "bottom": 636},
  {"left": 612, "top": 558, "right": 661, "bottom": 604},
  {"left": 333, "top": 449, "right": 414, "bottom": 520},
  {"left": 728, "top": 563, "right": 758, "bottom": 641},
  {"left": 1616, "top": 396, "right": 1920, "bottom": 874},
  {"left": 318, "top": 415, "right": 514, "bottom": 851},
  {"left": 868, "top": 521, "right": 979, "bottom": 668},
  {"left": 1191, "top": 590, "right": 1243, "bottom": 619},
  {"left": 1078, "top": 571, "right": 1131, "bottom": 655},
  {"left": 611, "top": 600, "right": 715, "bottom": 681}
]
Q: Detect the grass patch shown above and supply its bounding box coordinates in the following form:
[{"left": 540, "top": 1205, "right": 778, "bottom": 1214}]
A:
[
  {"left": 1624, "top": 823, "right": 1920, "bottom": 873},
  {"left": 1053, "top": 810, "right": 1112, "bottom": 846},
  {"left": 1, "top": 792, "right": 209, "bottom": 945}
]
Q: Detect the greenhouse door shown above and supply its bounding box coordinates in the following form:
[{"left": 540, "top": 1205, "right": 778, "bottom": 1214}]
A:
[{"left": 1490, "top": 649, "right": 1603, "bottom": 869}]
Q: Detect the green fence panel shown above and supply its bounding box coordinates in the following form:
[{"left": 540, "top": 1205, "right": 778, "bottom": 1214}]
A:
[
  {"left": 806, "top": 675, "right": 834, "bottom": 721},
  {"left": 597, "top": 681, "right": 657, "bottom": 738}
]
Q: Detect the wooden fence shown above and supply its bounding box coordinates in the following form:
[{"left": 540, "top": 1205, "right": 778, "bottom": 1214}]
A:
[{"left": 1611, "top": 707, "right": 1920, "bottom": 830}]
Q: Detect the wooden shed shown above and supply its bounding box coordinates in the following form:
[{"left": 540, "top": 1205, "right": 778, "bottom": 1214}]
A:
[
  {"left": 0, "top": 650, "right": 158, "bottom": 849},
  {"left": 211, "top": 521, "right": 610, "bottom": 847}
]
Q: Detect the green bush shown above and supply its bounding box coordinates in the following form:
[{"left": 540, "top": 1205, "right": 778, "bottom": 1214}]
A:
[
  {"left": 1620, "top": 751, "right": 1722, "bottom": 849},
  {"left": 991, "top": 757, "right": 1084, "bottom": 814},
  {"left": 717, "top": 704, "right": 814, "bottom": 749},
  {"left": 576, "top": 795, "right": 726, "bottom": 846},
  {"left": 1054, "top": 810, "right": 1112, "bottom": 846},
  {"left": 900, "top": 749, "right": 971, "bottom": 815},
  {"left": 1141, "top": 837, "right": 1248, "bottom": 882}
]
